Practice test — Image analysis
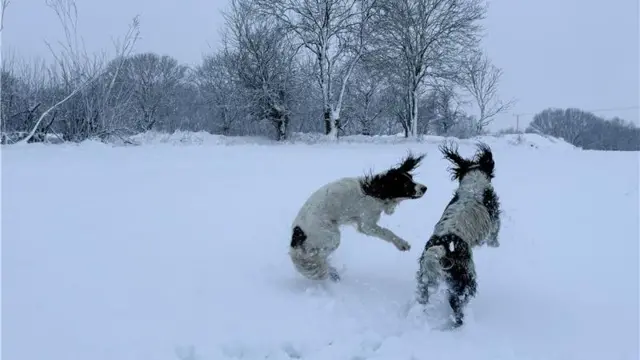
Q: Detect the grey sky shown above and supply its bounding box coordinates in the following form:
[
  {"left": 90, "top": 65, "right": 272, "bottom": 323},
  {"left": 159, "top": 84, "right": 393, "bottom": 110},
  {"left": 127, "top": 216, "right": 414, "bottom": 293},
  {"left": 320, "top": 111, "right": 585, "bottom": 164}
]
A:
[{"left": 3, "top": 0, "right": 639, "bottom": 130}]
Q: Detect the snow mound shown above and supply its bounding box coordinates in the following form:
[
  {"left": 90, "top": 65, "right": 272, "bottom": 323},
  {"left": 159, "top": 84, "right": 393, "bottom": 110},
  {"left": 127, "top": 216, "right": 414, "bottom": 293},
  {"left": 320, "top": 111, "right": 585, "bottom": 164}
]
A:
[
  {"left": 126, "top": 130, "right": 275, "bottom": 146},
  {"left": 1, "top": 129, "right": 578, "bottom": 152},
  {"left": 121, "top": 130, "right": 578, "bottom": 151}
]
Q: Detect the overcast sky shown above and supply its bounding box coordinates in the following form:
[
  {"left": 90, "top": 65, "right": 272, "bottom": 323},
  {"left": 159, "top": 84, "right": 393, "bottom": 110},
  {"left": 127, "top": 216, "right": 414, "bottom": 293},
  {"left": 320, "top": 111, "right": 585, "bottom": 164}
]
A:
[{"left": 3, "top": 0, "right": 639, "bottom": 130}]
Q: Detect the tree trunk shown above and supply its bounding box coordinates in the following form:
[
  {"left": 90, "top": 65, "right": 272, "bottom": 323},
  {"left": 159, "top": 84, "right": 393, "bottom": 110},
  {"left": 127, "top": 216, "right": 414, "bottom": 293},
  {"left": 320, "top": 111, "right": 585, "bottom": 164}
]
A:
[
  {"left": 275, "top": 113, "right": 289, "bottom": 141},
  {"left": 324, "top": 109, "right": 332, "bottom": 135},
  {"left": 400, "top": 117, "right": 409, "bottom": 138},
  {"left": 410, "top": 88, "right": 419, "bottom": 138},
  {"left": 361, "top": 122, "right": 371, "bottom": 136},
  {"left": 324, "top": 109, "right": 339, "bottom": 138}
]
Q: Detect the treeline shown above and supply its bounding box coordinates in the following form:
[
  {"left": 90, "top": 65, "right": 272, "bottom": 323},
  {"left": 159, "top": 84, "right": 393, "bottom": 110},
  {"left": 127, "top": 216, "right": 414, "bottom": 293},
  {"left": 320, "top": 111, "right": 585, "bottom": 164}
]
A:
[
  {"left": 525, "top": 108, "right": 639, "bottom": 151},
  {"left": 1, "top": 0, "right": 515, "bottom": 144}
]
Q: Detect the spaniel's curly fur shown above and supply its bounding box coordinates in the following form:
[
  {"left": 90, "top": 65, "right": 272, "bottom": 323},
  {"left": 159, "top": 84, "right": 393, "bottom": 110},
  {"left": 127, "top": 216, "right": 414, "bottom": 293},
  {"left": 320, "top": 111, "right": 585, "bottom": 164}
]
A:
[{"left": 416, "top": 142, "right": 501, "bottom": 327}]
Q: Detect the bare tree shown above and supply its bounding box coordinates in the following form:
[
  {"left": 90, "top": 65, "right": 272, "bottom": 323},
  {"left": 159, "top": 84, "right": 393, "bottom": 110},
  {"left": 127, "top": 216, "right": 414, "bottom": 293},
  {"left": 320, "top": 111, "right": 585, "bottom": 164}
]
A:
[
  {"left": 290, "top": 56, "right": 325, "bottom": 133},
  {"left": 194, "top": 52, "right": 250, "bottom": 135},
  {"left": 379, "top": 79, "right": 411, "bottom": 135},
  {"left": 254, "top": 0, "right": 377, "bottom": 138},
  {"left": 1, "top": 0, "right": 11, "bottom": 135},
  {"left": 37, "top": 0, "right": 140, "bottom": 142},
  {"left": 116, "top": 52, "right": 189, "bottom": 131},
  {"left": 526, "top": 108, "right": 639, "bottom": 151},
  {"left": 1, "top": 65, "right": 33, "bottom": 141},
  {"left": 223, "top": 0, "right": 299, "bottom": 140},
  {"left": 1, "top": 56, "right": 66, "bottom": 143},
  {"left": 373, "top": 0, "right": 486, "bottom": 137},
  {"left": 14, "top": 82, "right": 90, "bottom": 144},
  {"left": 527, "top": 108, "right": 587, "bottom": 144},
  {"left": 0, "top": 0, "right": 9, "bottom": 34},
  {"left": 348, "top": 61, "right": 386, "bottom": 135},
  {"left": 457, "top": 50, "right": 514, "bottom": 132},
  {"left": 426, "top": 82, "right": 482, "bottom": 137}
]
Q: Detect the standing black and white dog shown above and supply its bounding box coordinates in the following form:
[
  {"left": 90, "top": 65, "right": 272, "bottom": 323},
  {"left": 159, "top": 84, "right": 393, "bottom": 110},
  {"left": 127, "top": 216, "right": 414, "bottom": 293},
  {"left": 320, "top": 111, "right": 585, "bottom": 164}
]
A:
[
  {"left": 289, "top": 153, "right": 428, "bottom": 282},
  {"left": 415, "top": 142, "right": 501, "bottom": 327}
]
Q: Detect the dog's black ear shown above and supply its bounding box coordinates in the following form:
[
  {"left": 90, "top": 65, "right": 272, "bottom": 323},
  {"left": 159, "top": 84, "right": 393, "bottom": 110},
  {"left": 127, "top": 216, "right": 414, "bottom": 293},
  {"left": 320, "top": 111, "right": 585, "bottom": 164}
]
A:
[
  {"left": 397, "top": 152, "right": 426, "bottom": 173},
  {"left": 474, "top": 142, "right": 495, "bottom": 179},
  {"left": 439, "top": 141, "right": 463, "bottom": 165},
  {"left": 439, "top": 141, "right": 472, "bottom": 180}
]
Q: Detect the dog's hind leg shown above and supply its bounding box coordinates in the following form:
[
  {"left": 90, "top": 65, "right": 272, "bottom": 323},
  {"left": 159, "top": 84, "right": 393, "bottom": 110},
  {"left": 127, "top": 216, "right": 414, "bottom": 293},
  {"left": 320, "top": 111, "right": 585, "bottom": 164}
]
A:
[
  {"left": 446, "top": 263, "right": 477, "bottom": 327},
  {"left": 289, "top": 250, "right": 334, "bottom": 281},
  {"left": 289, "top": 226, "right": 341, "bottom": 282},
  {"left": 416, "top": 244, "right": 447, "bottom": 304},
  {"left": 415, "top": 275, "right": 432, "bottom": 305},
  {"left": 327, "top": 266, "right": 340, "bottom": 282}
]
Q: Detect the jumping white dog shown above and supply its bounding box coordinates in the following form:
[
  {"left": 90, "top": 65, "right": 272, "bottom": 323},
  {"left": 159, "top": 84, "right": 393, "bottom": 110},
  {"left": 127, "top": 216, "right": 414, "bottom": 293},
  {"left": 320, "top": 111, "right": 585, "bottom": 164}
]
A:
[
  {"left": 415, "top": 142, "right": 501, "bottom": 328},
  {"left": 289, "top": 153, "right": 428, "bottom": 282}
]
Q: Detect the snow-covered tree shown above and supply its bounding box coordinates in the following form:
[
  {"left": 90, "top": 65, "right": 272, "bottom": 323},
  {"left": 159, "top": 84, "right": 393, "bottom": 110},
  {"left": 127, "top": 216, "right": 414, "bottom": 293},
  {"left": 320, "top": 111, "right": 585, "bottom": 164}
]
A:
[
  {"left": 254, "top": 0, "right": 377, "bottom": 138},
  {"left": 372, "top": 0, "right": 486, "bottom": 137},
  {"left": 457, "top": 50, "right": 514, "bottom": 132},
  {"left": 223, "top": 0, "right": 300, "bottom": 140},
  {"left": 115, "top": 52, "right": 189, "bottom": 131}
]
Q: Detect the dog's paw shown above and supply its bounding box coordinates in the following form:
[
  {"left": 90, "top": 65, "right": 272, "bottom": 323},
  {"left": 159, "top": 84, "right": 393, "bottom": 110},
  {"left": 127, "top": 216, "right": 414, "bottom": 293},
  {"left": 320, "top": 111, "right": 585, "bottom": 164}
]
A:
[
  {"left": 328, "top": 267, "right": 341, "bottom": 282},
  {"left": 394, "top": 239, "right": 411, "bottom": 251}
]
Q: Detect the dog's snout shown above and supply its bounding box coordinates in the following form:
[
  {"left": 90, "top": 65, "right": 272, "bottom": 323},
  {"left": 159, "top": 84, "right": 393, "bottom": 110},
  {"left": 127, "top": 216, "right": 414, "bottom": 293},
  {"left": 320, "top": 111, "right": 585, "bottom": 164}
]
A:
[{"left": 412, "top": 184, "right": 427, "bottom": 198}]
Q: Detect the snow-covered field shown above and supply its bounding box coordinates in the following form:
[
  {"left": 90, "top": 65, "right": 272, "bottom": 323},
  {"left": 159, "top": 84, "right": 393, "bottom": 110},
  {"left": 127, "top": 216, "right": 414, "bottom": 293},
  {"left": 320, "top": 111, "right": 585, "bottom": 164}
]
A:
[{"left": 2, "top": 133, "right": 639, "bottom": 360}]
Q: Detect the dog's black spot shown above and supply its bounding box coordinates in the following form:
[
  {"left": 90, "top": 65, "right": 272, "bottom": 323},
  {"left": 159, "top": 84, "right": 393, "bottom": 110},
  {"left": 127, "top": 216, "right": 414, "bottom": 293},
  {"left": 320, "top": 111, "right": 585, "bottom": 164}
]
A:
[
  {"left": 290, "top": 226, "right": 307, "bottom": 248},
  {"left": 359, "top": 152, "right": 426, "bottom": 201},
  {"left": 420, "top": 233, "right": 477, "bottom": 326},
  {"left": 424, "top": 234, "right": 472, "bottom": 267},
  {"left": 482, "top": 188, "right": 501, "bottom": 221}
]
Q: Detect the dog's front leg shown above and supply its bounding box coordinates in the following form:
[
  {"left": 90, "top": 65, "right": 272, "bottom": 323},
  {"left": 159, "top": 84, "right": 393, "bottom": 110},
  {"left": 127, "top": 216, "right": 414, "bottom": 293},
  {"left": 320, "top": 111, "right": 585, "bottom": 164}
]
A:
[
  {"left": 382, "top": 200, "right": 399, "bottom": 215},
  {"left": 356, "top": 221, "right": 411, "bottom": 251}
]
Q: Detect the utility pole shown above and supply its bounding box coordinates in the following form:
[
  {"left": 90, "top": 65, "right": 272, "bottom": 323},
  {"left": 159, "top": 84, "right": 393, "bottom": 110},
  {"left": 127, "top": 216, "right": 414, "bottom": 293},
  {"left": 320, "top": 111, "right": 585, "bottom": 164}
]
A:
[{"left": 513, "top": 113, "right": 526, "bottom": 133}]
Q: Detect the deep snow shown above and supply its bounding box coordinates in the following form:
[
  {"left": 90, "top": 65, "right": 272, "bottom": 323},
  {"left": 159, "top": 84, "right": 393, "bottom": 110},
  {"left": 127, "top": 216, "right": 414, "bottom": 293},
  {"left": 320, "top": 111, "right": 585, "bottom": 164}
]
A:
[{"left": 2, "top": 133, "right": 639, "bottom": 360}]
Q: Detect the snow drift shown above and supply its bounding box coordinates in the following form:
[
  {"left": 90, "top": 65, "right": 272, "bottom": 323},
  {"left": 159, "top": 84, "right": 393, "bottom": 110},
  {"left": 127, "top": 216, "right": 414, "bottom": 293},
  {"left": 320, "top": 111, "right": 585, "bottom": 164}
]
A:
[{"left": 2, "top": 132, "right": 637, "bottom": 360}]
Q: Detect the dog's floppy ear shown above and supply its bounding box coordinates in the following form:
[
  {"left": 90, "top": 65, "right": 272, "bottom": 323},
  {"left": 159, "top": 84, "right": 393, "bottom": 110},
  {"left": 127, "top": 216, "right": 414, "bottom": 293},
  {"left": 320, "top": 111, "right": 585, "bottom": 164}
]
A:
[
  {"left": 439, "top": 141, "right": 472, "bottom": 180},
  {"left": 439, "top": 141, "right": 464, "bottom": 165},
  {"left": 474, "top": 142, "right": 495, "bottom": 179},
  {"left": 397, "top": 152, "right": 426, "bottom": 173}
]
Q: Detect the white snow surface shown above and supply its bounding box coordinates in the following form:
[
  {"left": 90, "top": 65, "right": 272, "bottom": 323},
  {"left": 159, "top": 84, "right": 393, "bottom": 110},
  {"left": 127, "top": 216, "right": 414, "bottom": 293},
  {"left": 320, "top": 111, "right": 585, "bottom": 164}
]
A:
[{"left": 2, "top": 132, "right": 639, "bottom": 360}]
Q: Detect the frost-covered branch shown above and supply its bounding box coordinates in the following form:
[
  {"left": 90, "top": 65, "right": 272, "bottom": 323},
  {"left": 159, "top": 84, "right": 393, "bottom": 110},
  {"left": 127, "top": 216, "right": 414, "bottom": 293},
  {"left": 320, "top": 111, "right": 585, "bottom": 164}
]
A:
[
  {"left": 14, "top": 78, "right": 93, "bottom": 144},
  {"left": 457, "top": 50, "right": 515, "bottom": 131},
  {"left": 0, "top": 0, "right": 9, "bottom": 33},
  {"left": 40, "top": 0, "right": 141, "bottom": 141}
]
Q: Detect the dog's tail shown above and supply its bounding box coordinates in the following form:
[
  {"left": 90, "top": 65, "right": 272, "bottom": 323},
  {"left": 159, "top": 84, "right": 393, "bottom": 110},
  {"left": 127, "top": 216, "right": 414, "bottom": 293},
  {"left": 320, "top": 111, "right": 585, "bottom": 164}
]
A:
[{"left": 416, "top": 244, "right": 447, "bottom": 304}]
